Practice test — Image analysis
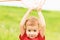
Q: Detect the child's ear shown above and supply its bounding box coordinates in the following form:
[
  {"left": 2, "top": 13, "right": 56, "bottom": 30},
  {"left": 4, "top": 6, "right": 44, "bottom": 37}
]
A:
[
  {"left": 38, "top": 24, "right": 42, "bottom": 30},
  {"left": 38, "top": 27, "right": 41, "bottom": 30}
]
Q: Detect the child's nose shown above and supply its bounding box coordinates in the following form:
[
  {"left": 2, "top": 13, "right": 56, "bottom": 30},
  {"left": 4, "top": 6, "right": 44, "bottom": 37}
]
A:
[{"left": 30, "top": 32, "right": 34, "bottom": 35}]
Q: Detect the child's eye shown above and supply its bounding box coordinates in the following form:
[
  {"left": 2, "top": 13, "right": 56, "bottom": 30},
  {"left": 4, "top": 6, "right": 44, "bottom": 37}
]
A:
[
  {"left": 34, "top": 30, "right": 36, "bottom": 32},
  {"left": 28, "top": 30, "right": 31, "bottom": 32}
]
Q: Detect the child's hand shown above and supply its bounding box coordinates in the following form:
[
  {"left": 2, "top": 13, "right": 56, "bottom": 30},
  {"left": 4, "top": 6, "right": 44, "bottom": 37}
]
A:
[
  {"left": 28, "top": 7, "right": 35, "bottom": 12},
  {"left": 37, "top": 6, "right": 42, "bottom": 11}
]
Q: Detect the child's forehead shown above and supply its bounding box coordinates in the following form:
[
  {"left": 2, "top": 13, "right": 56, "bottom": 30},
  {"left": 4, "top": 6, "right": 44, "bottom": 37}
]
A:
[{"left": 26, "top": 26, "right": 39, "bottom": 30}]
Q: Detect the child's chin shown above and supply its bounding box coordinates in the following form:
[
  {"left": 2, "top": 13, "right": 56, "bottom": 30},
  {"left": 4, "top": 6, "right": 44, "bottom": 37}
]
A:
[{"left": 29, "top": 37, "right": 35, "bottom": 39}]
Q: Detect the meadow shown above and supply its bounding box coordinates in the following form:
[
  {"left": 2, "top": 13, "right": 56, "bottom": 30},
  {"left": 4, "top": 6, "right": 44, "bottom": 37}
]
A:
[{"left": 0, "top": 6, "right": 60, "bottom": 40}]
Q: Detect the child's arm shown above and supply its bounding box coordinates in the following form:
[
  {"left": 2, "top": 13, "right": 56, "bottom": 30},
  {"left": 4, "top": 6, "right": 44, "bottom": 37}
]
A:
[
  {"left": 37, "top": 9, "right": 46, "bottom": 37},
  {"left": 38, "top": 0, "right": 46, "bottom": 9},
  {"left": 20, "top": 9, "right": 32, "bottom": 36}
]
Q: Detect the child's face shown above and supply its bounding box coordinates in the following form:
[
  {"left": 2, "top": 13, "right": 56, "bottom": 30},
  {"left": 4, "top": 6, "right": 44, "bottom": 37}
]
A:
[{"left": 26, "top": 25, "right": 39, "bottom": 39}]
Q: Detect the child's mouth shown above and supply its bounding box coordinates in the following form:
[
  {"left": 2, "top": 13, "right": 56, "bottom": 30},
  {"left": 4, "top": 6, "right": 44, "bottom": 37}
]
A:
[{"left": 30, "top": 35, "right": 34, "bottom": 38}]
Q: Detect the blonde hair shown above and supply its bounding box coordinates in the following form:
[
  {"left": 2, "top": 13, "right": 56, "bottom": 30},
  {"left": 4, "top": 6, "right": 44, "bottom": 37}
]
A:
[{"left": 25, "top": 16, "right": 39, "bottom": 27}]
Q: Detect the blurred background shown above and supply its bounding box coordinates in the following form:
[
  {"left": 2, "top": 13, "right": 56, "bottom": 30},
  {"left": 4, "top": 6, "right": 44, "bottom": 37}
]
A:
[
  {"left": 0, "top": 0, "right": 60, "bottom": 40},
  {"left": 0, "top": 0, "right": 20, "bottom": 1},
  {"left": 0, "top": 0, "right": 60, "bottom": 10}
]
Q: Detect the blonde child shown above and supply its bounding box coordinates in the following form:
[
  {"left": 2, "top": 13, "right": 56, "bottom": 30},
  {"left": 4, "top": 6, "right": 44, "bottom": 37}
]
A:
[
  {"left": 19, "top": 7, "right": 46, "bottom": 40},
  {"left": 19, "top": 0, "right": 46, "bottom": 40}
]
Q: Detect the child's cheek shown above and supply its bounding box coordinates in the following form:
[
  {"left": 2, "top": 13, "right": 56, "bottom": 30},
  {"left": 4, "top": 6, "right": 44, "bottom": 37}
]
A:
[
  {"left": 34, "top": 32, "right": 38, "bottom": 35},
  {"left": 26, "top": 31, "right": 30, "bottom": 35}
]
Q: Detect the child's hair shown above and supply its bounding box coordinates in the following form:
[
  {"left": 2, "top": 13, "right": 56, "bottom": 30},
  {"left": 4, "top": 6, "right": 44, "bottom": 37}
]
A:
[{"left": 25, "top": 16, "right": 39, "bottom": 27}]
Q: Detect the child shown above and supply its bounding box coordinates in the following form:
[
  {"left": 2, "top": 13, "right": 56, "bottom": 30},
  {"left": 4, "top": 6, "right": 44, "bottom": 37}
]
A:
[{"left": 19, "top": 8, "right": 46, "bottom": 40}]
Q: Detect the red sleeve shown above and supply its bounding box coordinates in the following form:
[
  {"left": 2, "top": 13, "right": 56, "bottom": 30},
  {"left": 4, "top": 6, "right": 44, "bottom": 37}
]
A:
[
  {"left": 19, "top": 32, "right": 26, "bottom": 40},
  {"left": 38, "top": 33, "right": 45, "bottom": 40}
]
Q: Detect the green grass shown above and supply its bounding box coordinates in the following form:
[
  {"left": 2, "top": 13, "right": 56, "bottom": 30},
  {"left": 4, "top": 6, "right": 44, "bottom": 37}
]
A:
[{"left": 0, "top": 6, "right": 60, "bottom": 40}]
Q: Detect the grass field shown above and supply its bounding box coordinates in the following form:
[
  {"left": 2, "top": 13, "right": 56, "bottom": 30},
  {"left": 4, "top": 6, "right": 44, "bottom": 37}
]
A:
[{"left": 0, "top": 6, "right": 60, "bottom": 40}]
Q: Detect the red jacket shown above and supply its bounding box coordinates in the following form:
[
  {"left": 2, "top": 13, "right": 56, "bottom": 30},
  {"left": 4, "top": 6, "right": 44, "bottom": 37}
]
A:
[{"left": 19, "top": 32, "right": 45, "bottom": 40}]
